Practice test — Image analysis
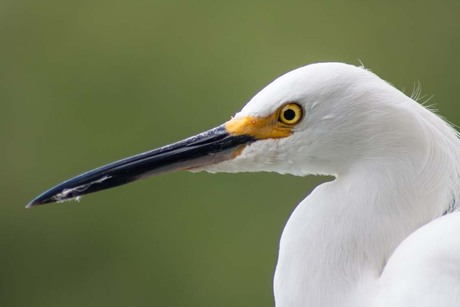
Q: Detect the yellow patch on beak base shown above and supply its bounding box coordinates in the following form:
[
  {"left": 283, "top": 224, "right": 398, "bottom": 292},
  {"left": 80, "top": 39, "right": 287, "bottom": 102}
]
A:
[{"left": 224, "top": 113, "right": 294, "bottom": 140}]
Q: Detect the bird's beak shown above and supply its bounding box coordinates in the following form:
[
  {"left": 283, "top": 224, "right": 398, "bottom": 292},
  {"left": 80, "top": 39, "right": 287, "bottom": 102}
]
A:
[{"left": 27, "top": 124, "right": 255, "bottom": 207}]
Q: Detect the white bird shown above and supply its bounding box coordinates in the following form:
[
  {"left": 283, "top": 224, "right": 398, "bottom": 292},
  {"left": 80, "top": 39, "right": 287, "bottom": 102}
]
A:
[{"left": 28, "top": 62, "right": 460, "bottom": 307}]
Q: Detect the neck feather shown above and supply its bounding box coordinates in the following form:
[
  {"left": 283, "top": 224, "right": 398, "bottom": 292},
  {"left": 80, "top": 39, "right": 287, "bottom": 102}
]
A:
[{"left": 274, "top": 147, "right": 457, "bottom": 307}]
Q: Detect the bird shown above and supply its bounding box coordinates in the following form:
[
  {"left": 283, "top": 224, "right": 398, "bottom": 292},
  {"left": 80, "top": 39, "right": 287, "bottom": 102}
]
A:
[{"left": 28, "top": 62, "right": 460, "bottom": 307}]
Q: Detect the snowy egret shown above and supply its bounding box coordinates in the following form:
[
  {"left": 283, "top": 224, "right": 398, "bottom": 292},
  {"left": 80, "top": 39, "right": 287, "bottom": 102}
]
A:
[{"left": 28, "top": 63, "right": 460, "bottom": 307}]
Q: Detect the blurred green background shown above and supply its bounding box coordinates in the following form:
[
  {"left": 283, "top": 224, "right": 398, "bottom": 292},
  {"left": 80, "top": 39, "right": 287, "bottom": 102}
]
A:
[{"left": 2, "top": 0, "right": 460, "bottom": 306}]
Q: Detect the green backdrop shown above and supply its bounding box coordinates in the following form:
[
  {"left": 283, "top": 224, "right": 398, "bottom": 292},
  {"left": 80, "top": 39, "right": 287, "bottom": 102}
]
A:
[{"left": 2, "top": 0, "right": 460, "bottom": 306}]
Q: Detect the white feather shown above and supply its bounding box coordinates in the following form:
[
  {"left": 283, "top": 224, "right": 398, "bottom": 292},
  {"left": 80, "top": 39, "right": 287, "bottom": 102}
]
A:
[{"left": 204, "top": 63, "right": 460, "bottom": 306}]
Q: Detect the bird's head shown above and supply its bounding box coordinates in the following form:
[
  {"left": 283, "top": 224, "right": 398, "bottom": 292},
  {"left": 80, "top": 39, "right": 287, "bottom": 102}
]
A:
[
  {"left": 205, "top": 62, "right": 416, "bottom": 176},
  {"left": 28, "top": 62, "right": 418, "bottom": 206}
]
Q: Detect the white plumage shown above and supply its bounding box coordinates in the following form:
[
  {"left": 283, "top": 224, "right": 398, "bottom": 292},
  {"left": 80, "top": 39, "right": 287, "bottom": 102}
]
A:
[
  {"left": 205, "top": 63, "right": 460, "bottom": 307},
  {"left": 29, "top": 62, "right": 460, "bottom": 307}
]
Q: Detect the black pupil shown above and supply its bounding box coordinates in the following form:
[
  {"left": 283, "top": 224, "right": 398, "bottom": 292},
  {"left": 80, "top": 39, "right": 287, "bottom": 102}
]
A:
[{"left": 283, "top": 109, "right": 296, "bottom": 121}]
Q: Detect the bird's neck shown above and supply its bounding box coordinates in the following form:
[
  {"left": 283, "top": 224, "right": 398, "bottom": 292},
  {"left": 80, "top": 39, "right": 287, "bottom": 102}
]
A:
[{"left": 273, "top": 156, "right": 453, "bottom": 307}]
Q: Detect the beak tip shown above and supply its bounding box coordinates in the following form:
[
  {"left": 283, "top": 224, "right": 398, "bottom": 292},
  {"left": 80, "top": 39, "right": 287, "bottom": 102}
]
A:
[
  {"left": 26, "top": 195, "right": 53, "bottom": 208},
  {"left": 26, "top": 198, "right": 45, "bottom": 208},
  {"left": 25, "top": 200, "right": 37, "bottom": 209}
]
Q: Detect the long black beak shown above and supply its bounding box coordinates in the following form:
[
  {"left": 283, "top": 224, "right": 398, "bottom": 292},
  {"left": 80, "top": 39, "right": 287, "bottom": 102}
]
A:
[{"left": 27, "top": 125, "right": 255, "bottom": 207}]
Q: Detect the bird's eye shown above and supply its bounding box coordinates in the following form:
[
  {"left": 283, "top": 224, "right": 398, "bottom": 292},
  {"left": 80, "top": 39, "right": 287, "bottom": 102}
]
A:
[{"left": 279, "top": 103, "right": 303, "bottom": 125}]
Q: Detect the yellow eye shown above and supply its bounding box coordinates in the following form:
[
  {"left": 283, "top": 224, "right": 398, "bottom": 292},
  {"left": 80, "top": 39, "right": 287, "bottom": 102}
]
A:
[{"left": 279, "top": 103, "right": 303, "bottom": 125}]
